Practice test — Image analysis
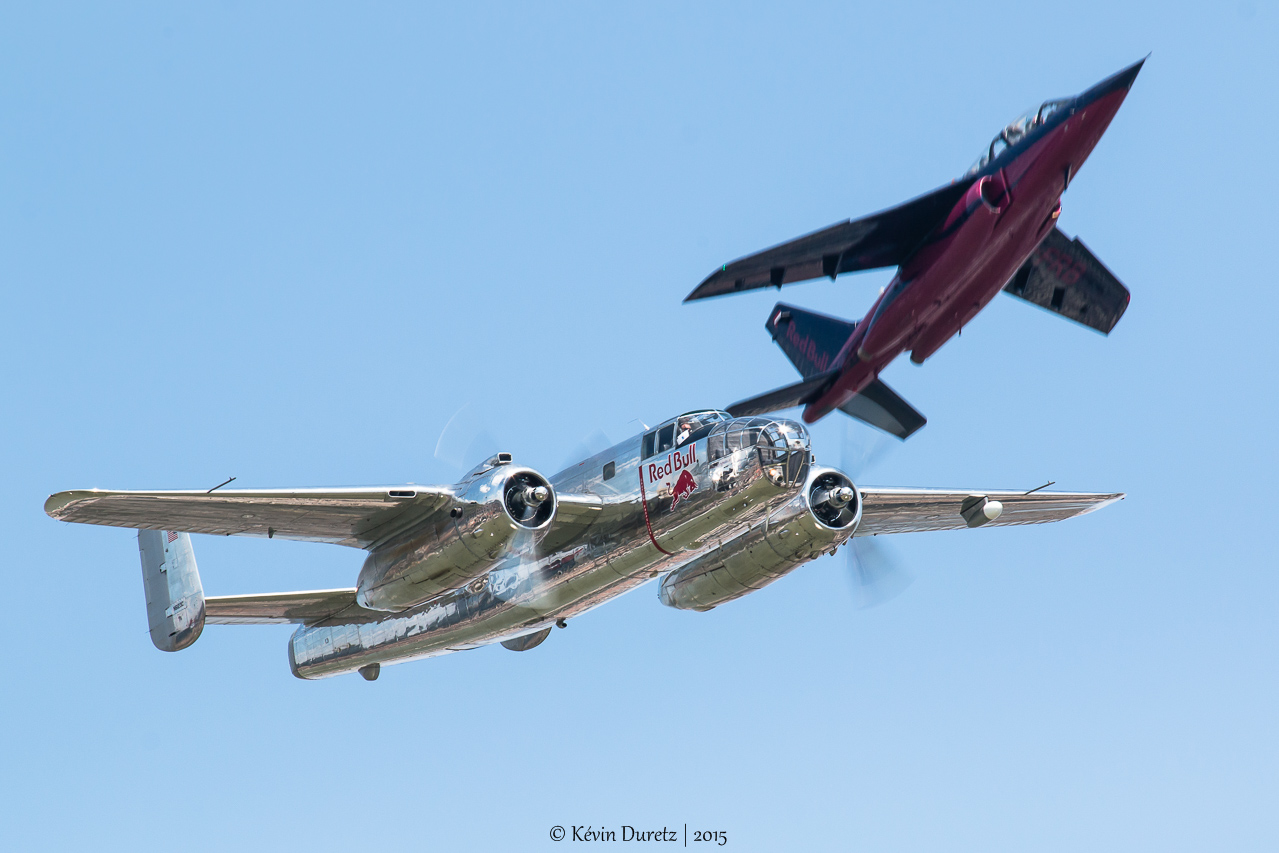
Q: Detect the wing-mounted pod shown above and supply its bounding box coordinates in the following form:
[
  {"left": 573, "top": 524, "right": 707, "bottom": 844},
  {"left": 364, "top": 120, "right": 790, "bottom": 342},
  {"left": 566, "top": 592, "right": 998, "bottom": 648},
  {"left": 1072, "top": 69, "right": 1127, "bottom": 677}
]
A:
[
  {"left": 356, "top": 456, "right": 556, "bottom": 612},
  {"left": 659, "top": 466, "right": 861, "bottom": 611}
]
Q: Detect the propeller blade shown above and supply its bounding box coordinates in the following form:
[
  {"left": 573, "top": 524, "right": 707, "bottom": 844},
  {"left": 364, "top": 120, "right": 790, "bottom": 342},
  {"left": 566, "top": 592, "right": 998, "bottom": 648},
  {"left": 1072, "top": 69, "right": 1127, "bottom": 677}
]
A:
[
  {"left": 434, "top": 402, "right": 500, "bottom": 477},
  {"left": 845, "top": 537, "right": 913, "bottom": 609},
  {"left": 558, "top": 428, "right": 613, "bottom": 473},
  {"left": 839, "top": 418, "right": 893, "bottom": 480}
]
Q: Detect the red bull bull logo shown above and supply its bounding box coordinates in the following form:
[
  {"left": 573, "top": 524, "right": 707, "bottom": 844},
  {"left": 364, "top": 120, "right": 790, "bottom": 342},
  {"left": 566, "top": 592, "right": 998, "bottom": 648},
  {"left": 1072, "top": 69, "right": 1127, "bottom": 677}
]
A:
[{"left": 670, "top": 469, "right": 698, "bottom": 510}]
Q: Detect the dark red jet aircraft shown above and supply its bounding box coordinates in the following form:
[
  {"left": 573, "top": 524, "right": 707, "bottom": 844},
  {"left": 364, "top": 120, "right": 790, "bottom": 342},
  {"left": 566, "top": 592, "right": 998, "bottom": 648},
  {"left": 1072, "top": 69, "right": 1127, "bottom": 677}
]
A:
[{"left": 687, "top": 60, "right": 1143, "bottom": 438}]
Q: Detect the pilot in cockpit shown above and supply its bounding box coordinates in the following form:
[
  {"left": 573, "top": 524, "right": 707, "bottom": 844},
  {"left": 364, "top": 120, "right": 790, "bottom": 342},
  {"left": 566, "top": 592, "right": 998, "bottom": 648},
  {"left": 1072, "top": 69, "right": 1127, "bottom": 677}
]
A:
[{"left": 676, "top": 420, "right": 694, "bottom": 446}]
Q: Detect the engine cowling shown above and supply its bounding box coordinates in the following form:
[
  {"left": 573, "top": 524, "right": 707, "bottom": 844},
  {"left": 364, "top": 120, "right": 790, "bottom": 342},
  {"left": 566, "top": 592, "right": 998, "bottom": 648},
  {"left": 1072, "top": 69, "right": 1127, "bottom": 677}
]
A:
[
  {"left": 356, "top": 462, "right": 555, "bottom": 612},
  {"left": 658, "top": 467, "right": 861, "bottom": 611}
]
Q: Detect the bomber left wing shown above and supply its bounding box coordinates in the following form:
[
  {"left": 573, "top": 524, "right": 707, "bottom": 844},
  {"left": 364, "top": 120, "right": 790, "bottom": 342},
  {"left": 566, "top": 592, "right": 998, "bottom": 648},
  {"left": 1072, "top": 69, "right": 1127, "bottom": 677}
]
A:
[
  {"left": 46, "top": 484, "right": 629, "bottom": 555},
  {"left": 856, "top": 487, "right": 1122, "bottom": 536},
  {"left": 44, "top": 486, "right": 454, "bottom": 549}
]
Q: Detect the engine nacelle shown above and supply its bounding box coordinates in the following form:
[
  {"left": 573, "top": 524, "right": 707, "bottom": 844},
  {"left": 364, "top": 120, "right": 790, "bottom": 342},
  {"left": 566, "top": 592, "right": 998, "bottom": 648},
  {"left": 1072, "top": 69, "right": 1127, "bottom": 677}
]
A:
[
  {"left": 356, "top": 461, "right": 555, "bottom": 612},
  {"left": 659, "top": 467, "right": 861, "bottom": 611}
]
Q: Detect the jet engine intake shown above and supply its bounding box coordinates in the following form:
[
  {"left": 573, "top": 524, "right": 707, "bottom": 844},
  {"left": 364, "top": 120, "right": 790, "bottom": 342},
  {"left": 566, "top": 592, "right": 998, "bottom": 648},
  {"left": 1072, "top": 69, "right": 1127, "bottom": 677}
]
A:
[
  {"left": 976, "top": 171, "right": 1010, "bottom": 212},
  {"left": 659, "top": 467, "right": 861, "bottom": 611},
  {"left": 356, "top": 464, "right": 556, "bottom": 612}
]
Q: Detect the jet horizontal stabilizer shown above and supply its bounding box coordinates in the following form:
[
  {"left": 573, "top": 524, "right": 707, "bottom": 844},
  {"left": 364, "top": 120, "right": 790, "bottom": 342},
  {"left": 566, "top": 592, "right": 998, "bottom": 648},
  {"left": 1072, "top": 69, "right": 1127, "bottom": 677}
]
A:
[
  {"left": 726, "top": 370, "right": 836, "bottom": 418},
  {"left": 726, "top": 372, "right": 924, "bottom": 439},
  {"left": 1004, "top": 226, "right": 1130, "bottom": 334},
  {"left": 837, "top": 378, "right": 926, "bottom": 439}
]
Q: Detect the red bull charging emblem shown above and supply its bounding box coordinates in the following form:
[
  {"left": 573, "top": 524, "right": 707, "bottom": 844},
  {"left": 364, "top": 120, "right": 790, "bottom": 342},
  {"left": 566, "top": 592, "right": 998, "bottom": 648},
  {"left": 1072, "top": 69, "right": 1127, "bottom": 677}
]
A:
[
  {"left": 670, "top": 469, "right": 698, "bottom": 509},
  {"left": 644, "top": 444, "right": 699, "bottom": 512}
]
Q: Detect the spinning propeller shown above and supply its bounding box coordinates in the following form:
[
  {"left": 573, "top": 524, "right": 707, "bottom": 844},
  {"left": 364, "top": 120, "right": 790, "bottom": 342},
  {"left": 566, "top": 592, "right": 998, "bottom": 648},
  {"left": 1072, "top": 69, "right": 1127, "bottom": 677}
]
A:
[
  {"left": 432, "top": 402, "right": 610, "bottom": 621},
  {"left": 836, "top": 419, "right": 914, "bottom": 609}
]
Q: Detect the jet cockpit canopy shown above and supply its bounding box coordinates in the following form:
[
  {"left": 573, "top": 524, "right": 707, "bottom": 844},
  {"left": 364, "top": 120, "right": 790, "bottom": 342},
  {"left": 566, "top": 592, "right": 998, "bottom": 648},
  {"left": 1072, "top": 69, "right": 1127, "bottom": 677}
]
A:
[{"left": 965, "top": 97, "right": 1073, "bottom": 177}]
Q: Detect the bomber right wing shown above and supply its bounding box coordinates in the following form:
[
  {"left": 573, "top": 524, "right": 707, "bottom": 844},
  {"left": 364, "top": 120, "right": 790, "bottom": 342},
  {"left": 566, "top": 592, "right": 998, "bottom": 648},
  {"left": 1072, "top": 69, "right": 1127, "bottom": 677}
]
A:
[
  {"left": 685, "top": 180, "right": 972, "bottom": 301},
  {"left": 856, "top": 487, "right": 1123, "bottom": 536}
]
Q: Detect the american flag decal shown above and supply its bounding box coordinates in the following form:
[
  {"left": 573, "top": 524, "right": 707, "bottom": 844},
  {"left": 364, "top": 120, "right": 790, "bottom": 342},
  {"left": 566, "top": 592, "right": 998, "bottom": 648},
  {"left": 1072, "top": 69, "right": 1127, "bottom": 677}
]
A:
[{"left": 167, "top": 530, "right": 179, "bottom": 543}]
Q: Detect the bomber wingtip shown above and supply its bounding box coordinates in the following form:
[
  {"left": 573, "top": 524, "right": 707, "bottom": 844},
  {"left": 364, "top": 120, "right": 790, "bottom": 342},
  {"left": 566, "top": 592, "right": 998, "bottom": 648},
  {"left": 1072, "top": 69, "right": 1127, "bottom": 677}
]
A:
[
  {"left": 44, "top": 490, "right": 79, "bottom": 519},
  {"left": 44, "top": 488, "right": 109, "bottom": 520}
]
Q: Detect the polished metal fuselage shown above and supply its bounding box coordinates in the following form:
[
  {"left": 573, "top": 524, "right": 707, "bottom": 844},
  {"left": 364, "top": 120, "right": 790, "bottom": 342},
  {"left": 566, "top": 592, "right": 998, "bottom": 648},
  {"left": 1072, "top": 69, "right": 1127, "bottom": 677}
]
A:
[{"left": 289, "top": 416, "right": 810, "bottom": 679}]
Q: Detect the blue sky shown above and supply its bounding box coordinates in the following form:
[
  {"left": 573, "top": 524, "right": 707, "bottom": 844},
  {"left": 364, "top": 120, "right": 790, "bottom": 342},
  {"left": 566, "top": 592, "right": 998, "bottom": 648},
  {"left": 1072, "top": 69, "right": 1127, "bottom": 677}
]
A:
[{"left": 2, "top": 2, "right": 1277, "bottom": 850}]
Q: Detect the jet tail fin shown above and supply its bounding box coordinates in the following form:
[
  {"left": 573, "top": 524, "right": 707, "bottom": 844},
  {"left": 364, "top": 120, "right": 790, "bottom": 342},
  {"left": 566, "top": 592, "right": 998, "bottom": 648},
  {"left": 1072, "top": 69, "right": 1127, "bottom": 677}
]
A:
[
  {"left": 766, "top": 302, "right": 857, "bottom": 378},
  {"left": 137, "top": 530, "right": 206, "bottom": 651},
  {"left": 726, "top": 303, "right": 928, "bottom": 437},
  {"left": 762, "top": 302, "right": 926, "bottom": 438}
]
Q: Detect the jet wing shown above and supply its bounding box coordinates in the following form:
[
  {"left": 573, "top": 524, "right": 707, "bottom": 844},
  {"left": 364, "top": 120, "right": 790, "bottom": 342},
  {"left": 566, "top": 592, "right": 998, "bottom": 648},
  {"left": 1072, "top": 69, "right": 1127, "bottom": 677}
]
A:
[
  {"left": 856, "top": 487, "right": 1123, "bottom": 536},
  {"left": 44, "top": 486, "right": 454, "bottom": 549},
  {"left": 205, "top": 588, "right": 381, "bottom": 626},
  {"left": 1003, "top": 226, "right": 1130, "bottom": 334},
  {"left": 685, "top": 180, "right": 972, "bottom": 301}
]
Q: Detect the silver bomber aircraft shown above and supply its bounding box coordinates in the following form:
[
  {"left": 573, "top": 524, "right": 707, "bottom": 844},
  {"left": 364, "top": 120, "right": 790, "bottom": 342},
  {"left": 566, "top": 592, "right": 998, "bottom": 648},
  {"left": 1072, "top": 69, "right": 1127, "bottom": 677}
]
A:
[{"left": 46, "top": 411, "right": 1121, "bottom": 680}]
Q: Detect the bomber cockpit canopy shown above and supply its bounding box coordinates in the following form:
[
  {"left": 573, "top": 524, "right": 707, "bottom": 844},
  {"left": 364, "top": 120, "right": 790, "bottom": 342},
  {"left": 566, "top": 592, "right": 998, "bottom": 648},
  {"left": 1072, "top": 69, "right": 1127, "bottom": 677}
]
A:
[
  {"left": 641, "top": 410, "right": 731, "bottom": 459},
  {"left": 965, "top": 97, "right": 1073, "bottom": 177}
]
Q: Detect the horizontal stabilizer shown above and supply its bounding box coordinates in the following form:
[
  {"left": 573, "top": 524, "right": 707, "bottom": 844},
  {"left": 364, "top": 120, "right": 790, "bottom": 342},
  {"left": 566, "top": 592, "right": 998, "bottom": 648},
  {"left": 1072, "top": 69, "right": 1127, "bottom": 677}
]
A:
[
  {"left": 726, "top": 370, "right": 836, "bottom": 417},
  {"left": 205, "top": 588, "right": 379, "bottom": 626},
  {"left": 767, "top": 302, "right": 856, "bottom": 378},
  {"left": 686, "top": 181, "right": 972, "bottom": 301},
  {"left": 838, "top": 378, "right": 926, "bottom": 439},
  {"left": 1004, "top": 226, "right": 1130, "bottom": 334}
]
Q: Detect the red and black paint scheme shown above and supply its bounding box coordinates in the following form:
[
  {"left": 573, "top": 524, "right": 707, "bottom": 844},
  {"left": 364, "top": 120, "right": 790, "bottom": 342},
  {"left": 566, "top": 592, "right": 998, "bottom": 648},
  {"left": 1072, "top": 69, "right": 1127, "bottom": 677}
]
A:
[{"left": 689, "top": 60, "right": 1142, "bottom": 434}]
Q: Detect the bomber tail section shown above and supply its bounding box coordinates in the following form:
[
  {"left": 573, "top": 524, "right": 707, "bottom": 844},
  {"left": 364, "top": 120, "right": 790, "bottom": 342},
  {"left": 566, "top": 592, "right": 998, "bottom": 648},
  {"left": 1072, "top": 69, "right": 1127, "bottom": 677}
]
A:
[{"left": 137, "top": 530, "right": 206, "bottom": 652}]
